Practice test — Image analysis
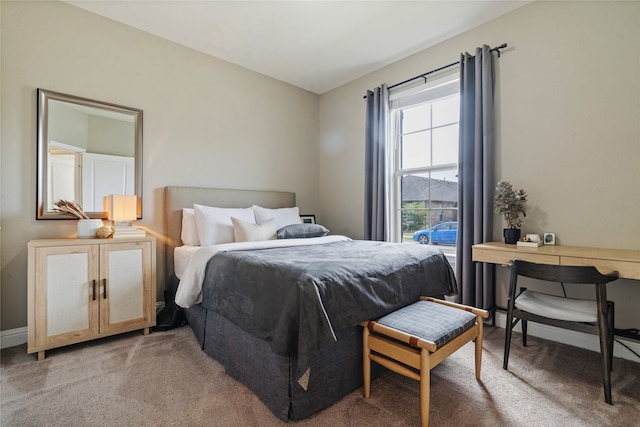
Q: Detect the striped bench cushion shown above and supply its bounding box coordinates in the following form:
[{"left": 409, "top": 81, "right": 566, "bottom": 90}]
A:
[{"left": 376, "top": 300, "right": 476, "bottom": 348}]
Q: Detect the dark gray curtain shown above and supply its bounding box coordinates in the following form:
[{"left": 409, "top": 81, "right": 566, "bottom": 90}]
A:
[
  {"left": 455, "top": 45, "right": 495, "bottom": 313},
  {"left": 364, "top": 84, "right": 389, "bottom": 241}
]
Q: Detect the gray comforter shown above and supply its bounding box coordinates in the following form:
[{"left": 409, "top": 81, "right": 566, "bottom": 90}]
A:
[{"left": 201, "top": 239, "right": 457, "bottom": 380}]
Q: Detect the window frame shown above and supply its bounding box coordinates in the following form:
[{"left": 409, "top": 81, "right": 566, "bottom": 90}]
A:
[{"left": 388, "top": 70, "right": 460, "bottom": 244}]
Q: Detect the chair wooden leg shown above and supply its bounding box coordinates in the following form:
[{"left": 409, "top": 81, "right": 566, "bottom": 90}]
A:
[
  {"left": 596, "top": 283, "right": 612, "bottom": 405},
  {"left": 504, "top": 307, "right": 515, "bottom": 370},
  {"left": 475, "top": 321, "right": 483, "bottom": 380},
  {"left": 517, "top": 288, "right": 528, "bottom": 347},
  {"left": 420, "top": 349, "right": 430, "bottom": 427},
  {"left": 504, "top": 268, "right": 519, "bottom": 370},
  {"left": 607, "top": 301, "right": 615, "bottom": 373},
  {"left": 363, "top": 327, "right": 371, "bottom": 399}
]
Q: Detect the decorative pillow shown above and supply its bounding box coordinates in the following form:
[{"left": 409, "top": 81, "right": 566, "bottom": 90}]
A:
[
  {"left": 193, "top": 204, "right": 256, "bottom": 246},
  {"left": 181, "top": 208, "right": 200, "bottom": 246},
  {"left": 277, "top": 223, "right": 329, "bottom": 239},
  {"left": 252, "top": 205, "right": 302, "bottom": 230},
  {"left": 231, "top": 217, "right": 277, "bottom": 242}
]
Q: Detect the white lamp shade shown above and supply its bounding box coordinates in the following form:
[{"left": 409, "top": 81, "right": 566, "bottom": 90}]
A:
[{"left": 104, "top": 194, "right": 137, "bottom": 222}]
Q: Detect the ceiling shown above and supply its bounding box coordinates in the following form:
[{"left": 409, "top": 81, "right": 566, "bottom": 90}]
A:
[{"left": 65, "top": 1, "right": 529, "bottom": 94}]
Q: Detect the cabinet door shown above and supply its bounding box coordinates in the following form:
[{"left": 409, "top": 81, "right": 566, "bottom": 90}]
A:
[
  {"left": 33, "top": 245, "right": 99, "bottom": 348},
  {"left": 99, "top": 241, "right": 153, "bottom": 334}
]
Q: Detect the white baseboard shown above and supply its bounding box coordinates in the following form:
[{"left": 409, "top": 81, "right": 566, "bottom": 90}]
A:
[
  {"left": 494, "top": 311, "right": 640, "bottom": 363},
  {"left": 1, "top": 301, "right": 166, "bottom": 350},
  {"left": 1, "top": 327, "right": 28, "bottom": 349}
]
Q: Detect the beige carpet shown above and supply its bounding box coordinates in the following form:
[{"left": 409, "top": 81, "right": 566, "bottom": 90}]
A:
[{"left": 2, "top": 325, "right": 639, "bottom": 426}]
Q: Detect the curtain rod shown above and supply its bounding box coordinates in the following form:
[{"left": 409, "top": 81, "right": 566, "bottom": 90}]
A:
[{"left": 363, "top": 43, "right": 507, "bottom": 99}]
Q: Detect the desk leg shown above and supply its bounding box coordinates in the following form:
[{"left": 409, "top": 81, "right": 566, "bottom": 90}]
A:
[{"left": 490, "top": 263, "right": 496, "bottom": 326}]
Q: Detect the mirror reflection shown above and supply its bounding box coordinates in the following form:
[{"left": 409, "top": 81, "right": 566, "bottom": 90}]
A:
[{"left": 37, "top": 89, "right": 142, "bottom": 219}]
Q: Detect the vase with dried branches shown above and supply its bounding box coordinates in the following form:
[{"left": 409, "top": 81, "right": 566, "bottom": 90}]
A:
[{"left": 54, "top": 199, "right": 103, "bottom": 238}]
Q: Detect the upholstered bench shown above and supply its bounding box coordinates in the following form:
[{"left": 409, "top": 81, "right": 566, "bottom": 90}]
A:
[{"left": 361, "top": 297, "right": 489, "bottom": 427}]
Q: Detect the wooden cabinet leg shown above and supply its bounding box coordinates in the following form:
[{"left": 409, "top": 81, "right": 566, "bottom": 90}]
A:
[
  {"left": 143, "top": 327, "right": 150, "bottom": 336},
  {"left": 37, "top": 351, "right": 45, "bottom": 361}
]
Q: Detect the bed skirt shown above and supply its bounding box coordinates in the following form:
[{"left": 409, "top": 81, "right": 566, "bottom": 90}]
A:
[{"left": 184, "top": 303, "right": 382, "bottom": 421}]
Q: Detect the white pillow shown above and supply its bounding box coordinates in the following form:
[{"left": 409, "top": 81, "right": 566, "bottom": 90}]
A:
[
  {"left": 252, "top": 205, "right": 302, "bottom": 230},
  {"left": 231, "top": 217, "right": 277, "bottom": 242},
  {"left": 181, "top": 208, "right": 200, "bottom": 246},
  {"left": 193, "top": 204, "right": 256, "bottom": 246}
]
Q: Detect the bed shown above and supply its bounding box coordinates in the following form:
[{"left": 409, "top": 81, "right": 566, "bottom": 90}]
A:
[{"left": 164, "top": 186, "right": 458, "bottom": 421}]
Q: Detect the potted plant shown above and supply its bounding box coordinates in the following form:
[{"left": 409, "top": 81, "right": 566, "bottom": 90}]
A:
[{"left": 494, "top": 180, "right": 527, "bottom": 244}]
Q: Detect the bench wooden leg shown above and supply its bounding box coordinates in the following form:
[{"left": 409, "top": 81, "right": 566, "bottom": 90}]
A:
[
  {"left": 475, "top": 320, "right": 483, "bottom": 380},
  {"left": 363, "top": 326, "right": 371, "bottom": 399},
  {"left": 420, "top": 349, "right": 430, "bottom": 427}
]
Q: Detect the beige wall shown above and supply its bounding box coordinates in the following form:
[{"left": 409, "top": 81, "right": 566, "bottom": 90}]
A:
[
  {"left": 317, "top": 1, "right": 640, "bottom": 328},
  {"left": 1, "top": 1, "right": 319, "bottom": 331}
]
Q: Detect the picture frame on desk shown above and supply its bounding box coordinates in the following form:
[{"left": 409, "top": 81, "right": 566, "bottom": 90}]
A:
[{"left": 544, "top": 232, "right": 556, "bottom": 245}]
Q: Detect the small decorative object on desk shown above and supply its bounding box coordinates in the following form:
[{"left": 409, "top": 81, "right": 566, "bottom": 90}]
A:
[
  {"left": 54, "top": 199, "right": 103, "bottom": 238},
  {"left": 494, "top": 180, "right": 527, "bottom": 244},
  {"left": 517, "top": 234, "right": 543, "bottom": 247},
  {"left": 543, "top": 232, "right": 556, "bottom": 245}
]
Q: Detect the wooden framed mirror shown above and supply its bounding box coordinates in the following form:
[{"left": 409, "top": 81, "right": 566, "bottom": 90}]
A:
[{"left": 37, "top": 89, "right": 143, "bottom": 219}]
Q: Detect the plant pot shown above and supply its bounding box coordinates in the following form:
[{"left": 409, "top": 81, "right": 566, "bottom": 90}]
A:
[
  {"left": 503, "top": 228, "right": 521, "bottom": 245},
  {"left": 77, "top": 219, "right": 103, "bottom": 238}
]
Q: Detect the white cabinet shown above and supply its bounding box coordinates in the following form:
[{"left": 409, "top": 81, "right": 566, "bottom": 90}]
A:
[{"left": 27, "top": 237, "right": 156, "bottom": 360}]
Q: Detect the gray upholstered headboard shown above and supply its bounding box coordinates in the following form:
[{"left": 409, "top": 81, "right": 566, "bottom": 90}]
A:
[{"left": 164, "top": 186, "right": 296, "bottom": 279}]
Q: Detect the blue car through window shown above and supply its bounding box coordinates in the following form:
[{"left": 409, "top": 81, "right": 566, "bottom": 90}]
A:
[{"left": 413, "top": 221, "right": 457, "bottom": 245}]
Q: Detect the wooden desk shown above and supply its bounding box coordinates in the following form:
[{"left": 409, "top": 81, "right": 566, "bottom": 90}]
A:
[{"left": 472, "top": 242, "right": 640, "bottom": 280}]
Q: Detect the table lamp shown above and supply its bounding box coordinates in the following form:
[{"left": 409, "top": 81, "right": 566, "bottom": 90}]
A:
[{"left": 104, "top": 194, "right": 145, "bottom": 238}]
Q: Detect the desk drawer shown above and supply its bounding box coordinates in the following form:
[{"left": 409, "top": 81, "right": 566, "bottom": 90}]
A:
[
  {"left": 561, "top": 256, "right": 640, "bottom": 280},
  {"left": 472, "top": 247, "right": 560, "bottom": 266}
]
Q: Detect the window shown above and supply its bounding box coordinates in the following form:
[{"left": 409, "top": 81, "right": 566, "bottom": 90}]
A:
[{"left": 389, "top": 72, "right": 460, "bottom": 253}]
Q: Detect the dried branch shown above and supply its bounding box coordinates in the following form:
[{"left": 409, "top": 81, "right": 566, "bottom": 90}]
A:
[{"left": 53, "top": 199, "right": 90, "bottom": 220}]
